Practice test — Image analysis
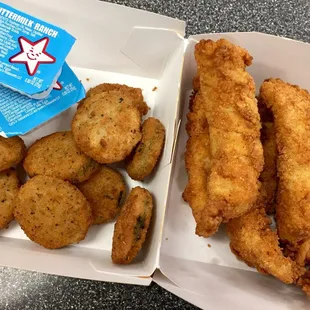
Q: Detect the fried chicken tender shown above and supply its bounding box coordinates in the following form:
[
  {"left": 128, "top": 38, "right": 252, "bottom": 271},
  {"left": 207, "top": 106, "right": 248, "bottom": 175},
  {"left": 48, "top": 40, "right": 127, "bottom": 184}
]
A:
[
  {"left": 188, "top": 85, "right": 302, "bottom": 284},
  {"left": 184, "top": 39, "right": 263, "bottom": 237},
  {"left": 126, "top": 117, "right": 165, "bottom": 181},
  {"left": 24, "top": 131, "right": 99, "bottom": 183},
  {"left": 294, "top": 240, "right": 310, "bottom": 296},
  {"left": 226, "top": 93, "right": 303, "bottom": 284},
  {"left": 227, "top": 205, "right": 304, "bottom": 284},
  {"left": 78, "top": 166, "right": 126, "bottom": 224},
  {"left": 260, "top": 79, "right": 310, "bottom": 252},
  {"left": 0, "top": 169, "right": 19, "bottom": 229},
  {"left": 72, "top": 90, "right": 142, "bottom": 164},
  {"left": 14, "top": 175, "right": 92, "bottom": 249},
  {"left": 258, "top": 100, "right": 278, "bottom": 213},
  {"left": 78, "top": 83, "right": 149, "bottom": 116},
  {"left": 112, "top": 186, "right": 153, "bottom": 264},
  {"left": 0, "top": 136, "right": 26, "bottom": 171},
  {"left": 297, "top": 271, "right": 310, "bottom": 297},
  {"left": 183, "top": 91, "right": 213, "bottom": 229}
]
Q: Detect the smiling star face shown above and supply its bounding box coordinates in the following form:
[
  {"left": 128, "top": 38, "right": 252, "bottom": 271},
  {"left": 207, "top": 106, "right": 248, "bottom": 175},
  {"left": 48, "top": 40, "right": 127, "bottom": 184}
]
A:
[
  {"left": 26, "top": 46, "right": 42, "bottom": 61},
  {"left": 9, "top": 37, "right": 56, "bottom": 76}
]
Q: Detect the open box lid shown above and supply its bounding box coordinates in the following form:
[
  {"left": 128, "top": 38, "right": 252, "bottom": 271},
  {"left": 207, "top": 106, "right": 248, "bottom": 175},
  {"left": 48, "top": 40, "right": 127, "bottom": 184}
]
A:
[
  {"left": 7, "top": 0, "right": 185, "bottom": 78},
  {"left": 156, "top": 32, "right": 310, "bottom": 309},
  {"left": 0, "top": 0, "right": 185, "bottom": 285}
]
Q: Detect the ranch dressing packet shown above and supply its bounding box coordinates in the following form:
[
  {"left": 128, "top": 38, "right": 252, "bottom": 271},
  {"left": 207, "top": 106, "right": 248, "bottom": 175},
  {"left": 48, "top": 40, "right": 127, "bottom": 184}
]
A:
[
  {"left": 0, "top": 2, "right": 75, "bottom": 98},
  {"left": 0, "top": 62, "right": 85, "bottom": 137}
]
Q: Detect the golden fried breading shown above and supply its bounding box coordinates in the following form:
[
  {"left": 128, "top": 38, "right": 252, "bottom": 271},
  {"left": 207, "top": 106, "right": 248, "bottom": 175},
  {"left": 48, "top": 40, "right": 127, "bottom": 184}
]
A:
[
  {"left": 126, "top": 117, "right": 165, "bottom": 180},
  {"left": 185, "top": 39, "right": 263, "bottom": 237},
  {"left": 260, "top": 79, "right": 310, "bottom": 252},
  {"left": 0, "top": 169, "right": 19, "bottom": 229},
  {"left": 23, "top": 131, "right": 99, "bottom": 183},
  {"left": 112, "top": 186, "right": 153, "bottom": 264},
  {"left": 0, "top": 136, "right": 26, "bottom": 171},
  {"left": 258, "top": 100, "right": 278, "bottom": 214},
  {"left": 187, "top": 87, "right": 303, "bottom": 284},
  {"left": 78, "top": 166, "right": 126, "bottom": 224},
  {"left": 72, "top": 91, "right": 142, "bottom": 164},
  {"left": 78, "top": 83, "right": 149, "bottom": 116},
  {"left": 192, "top": 75, "right": 200, "bottom": 93},
  {"left": 14, "top": 175, "right": 92, "bottom": 249},
  {"left": 227, "top": 205, "right": 305, "bottom": 284},
  {"left": 297, "top": 271, "right": 310, "bottom": 297},
  {"left": 225, "top": 91, "right": 301, "bottom": 284},
  {"left": 183, "top": 92, "right": 214, "bottom": 229}
]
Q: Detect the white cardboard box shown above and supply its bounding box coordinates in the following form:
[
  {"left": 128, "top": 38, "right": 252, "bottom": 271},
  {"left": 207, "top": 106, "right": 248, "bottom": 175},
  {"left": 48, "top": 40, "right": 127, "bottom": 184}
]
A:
[
  {"left": 159, "top": 33, "right": 310, "bottom": 309},
  {"left": 1, "top": 1, "right": 310, "bottom": 309},
  {"left": 0, "top": 0, "right": 185, "bottom": 286}
]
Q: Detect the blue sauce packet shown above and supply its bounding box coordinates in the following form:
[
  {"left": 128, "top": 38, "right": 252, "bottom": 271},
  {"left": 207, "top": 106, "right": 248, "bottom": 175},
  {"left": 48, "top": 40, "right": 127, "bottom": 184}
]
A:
[
  {"left": 0, "top": 62, "right": 85, "bottom": 137},
  {"left": 0, "top": 2, "right": 76, "bottom": 98}
]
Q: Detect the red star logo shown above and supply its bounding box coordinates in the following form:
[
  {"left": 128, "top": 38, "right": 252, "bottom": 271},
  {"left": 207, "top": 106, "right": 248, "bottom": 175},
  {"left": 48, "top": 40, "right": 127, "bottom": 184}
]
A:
[
  {"left": 9, "top": 37, "right": 56, "bottom": 76},
  {"left": 53, "top": 81, "right": 62, "bottom": 90}
]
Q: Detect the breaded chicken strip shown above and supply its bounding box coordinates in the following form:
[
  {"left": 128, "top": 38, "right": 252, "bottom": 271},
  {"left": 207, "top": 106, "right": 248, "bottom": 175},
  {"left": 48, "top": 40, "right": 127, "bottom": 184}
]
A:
[
  {"left": 187, "top": 39, "right": 263, "bottom": 237},
  {"left": 187, "top": 86, "right": 303, "bottom": 283},
  {"left": 260, "top": 79, "right": 310, "bottom": 252},
  {"left": 226, "top": 96, "right": 303, "bottom": 284},
  {"left": 183, "top": 91, "right": 212, "bottom": 229},
  {"left": 227, "top": 204, "right": 304, "bottom": 284},
  {"left": 297, "top": 271, "right": 310, "bottom": 297},
  {"left": 258, "top": 100, "right": 278, "bottom": 213}
]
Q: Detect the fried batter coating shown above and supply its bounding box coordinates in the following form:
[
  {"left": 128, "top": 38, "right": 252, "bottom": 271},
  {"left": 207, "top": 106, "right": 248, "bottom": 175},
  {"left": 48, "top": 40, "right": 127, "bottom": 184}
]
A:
[
  {"left": 192, "top": 75, "right": 200, "bottom": 92},
  {"left": 187, "top": 85, "right": 303, "bottom": 284},
  {"left": 184, "top": 39, "right": 263, "bottom": 237},
  {"left": 260, "top": 79, "right": 310, "bottom": 252},
  {"left": 226, "top": 92, "right": 302, "bottom": 284},
  {"left": 0, "top": 169, "right": 19, "bottom": 229},
  {"left": 112, "top": 186, "right": 153, "bottom": 264},
  {"left": 227, "top": 205, "right": 304, "bottom": 284},
  {"left": 126, "top": 117, "right": 165, "bottom": 180},
  {"left": 78, "top": 166, "right": 126, "bottom": 224},
  {"left": 23, "top": 131, "right": 99, "bottom": 183},
  {"left": 78, "top": 83, "right": 149, "bottom": 116},
  {"left": 188, "top": 85, "right": 301, "bottom": 283},
  {"left": 258, "top": 100, "right": 278, "bottom": 213},
  {"left": 14, "top": 175, "right": 92, "bottom": 249},
  {"left": 297, "top": 271, "right": 310, "bottom": 297},
  {"left": 183, "top": 91, "right": 213, "bottom": 229},
  {"left": 72, "top": 91, "right": 142, "bottom": 164},
  {"left": 0, "top": 136, "right": 26, "bottom": 171}
]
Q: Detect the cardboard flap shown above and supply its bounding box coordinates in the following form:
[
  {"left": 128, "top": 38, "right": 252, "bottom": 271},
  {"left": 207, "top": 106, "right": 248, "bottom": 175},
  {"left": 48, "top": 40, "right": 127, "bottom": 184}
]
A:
[
  {"left": 159, "top": 255, "right": 308, "bottom": 310},
  {"left": 5, "top": 0, "right": 185, "bottom": 77},
  {"left": 153, "top": 270, "right": 210, "bottom": 309},
  {"left": 0, "top": 238, "right": 151, "bottom": 285},
  {"left": 158, "top": 32, "right": 310, "bottom": 308},
  {"left": 122, "top": 27, "right": 184, "bottom": 78}
]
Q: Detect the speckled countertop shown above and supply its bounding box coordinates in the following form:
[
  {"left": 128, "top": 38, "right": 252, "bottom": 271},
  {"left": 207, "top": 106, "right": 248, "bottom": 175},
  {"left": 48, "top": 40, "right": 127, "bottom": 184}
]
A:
[{"left": 1, "top": 1, "right": 310, "bottom": 309}]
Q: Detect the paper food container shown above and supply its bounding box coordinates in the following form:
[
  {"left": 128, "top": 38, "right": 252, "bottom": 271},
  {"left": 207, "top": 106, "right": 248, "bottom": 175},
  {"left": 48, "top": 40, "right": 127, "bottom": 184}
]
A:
[
  {"left": 159, "top": 33, "right": 310, "bottom": 309},
  {"left": 0, "top": 0, "right": 186, "bottom": 287},
  {"left": 1, "top": 1, "right": 310, "bottom": 309}
]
